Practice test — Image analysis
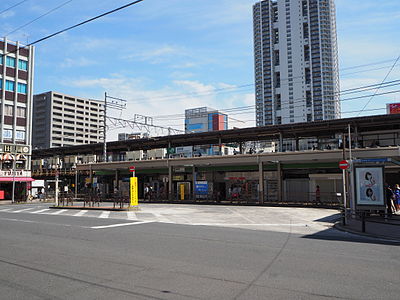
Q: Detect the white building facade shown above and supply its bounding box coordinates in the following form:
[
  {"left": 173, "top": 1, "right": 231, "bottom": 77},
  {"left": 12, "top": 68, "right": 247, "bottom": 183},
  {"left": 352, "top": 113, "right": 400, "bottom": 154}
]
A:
[
  {"left": 0, "top": 38, "right": 35, "bottom": 201},
  {"left": 253, "top": 0, "right": 340, "bottom": 126}
]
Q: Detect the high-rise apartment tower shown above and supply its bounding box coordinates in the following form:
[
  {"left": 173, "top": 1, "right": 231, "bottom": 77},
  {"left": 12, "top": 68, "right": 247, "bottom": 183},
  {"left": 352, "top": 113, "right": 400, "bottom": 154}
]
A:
[{"left": 253, "top": 0, "right": 340, "bottom": 126}]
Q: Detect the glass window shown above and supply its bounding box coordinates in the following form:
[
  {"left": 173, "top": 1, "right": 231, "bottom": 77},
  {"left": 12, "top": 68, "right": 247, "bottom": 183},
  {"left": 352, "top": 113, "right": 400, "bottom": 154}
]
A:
[
  {"left": 18, "top": 59, "right": 28, "bottom": 71},
  {"left": 6, "top": 56, "right": 16, "bottom": 68},
  {"left": 16, "top": 130, "right": 25, "bottom": 140},
  {"left": 0, "top": 80, "right": 2, "bottom": 90},
  {"left": 17, "top": 83, "right": 27, "bottom": 94},
  {"left": 6, "top": 80, "right": 15, "bottom": 92},
  {"left": 0, "top": 54, "right": 3, "bottom": 65},
  {"left": 3, "top": 129, "right": 13, "bottom": 139},
  {"left": 17, "top": 107, "right": 26, "bottom": 118},
  {"left": 4, "top": 105, "right": 13, "bottom": 116}
]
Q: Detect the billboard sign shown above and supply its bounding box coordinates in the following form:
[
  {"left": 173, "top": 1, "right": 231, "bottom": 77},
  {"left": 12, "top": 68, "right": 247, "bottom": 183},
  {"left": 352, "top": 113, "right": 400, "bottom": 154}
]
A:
[
  {"left": 387, "top": 103, "right": 400, "bottom": 114},
  {"left": 354, "top": 166, "right": 385, "bottom": 210}
]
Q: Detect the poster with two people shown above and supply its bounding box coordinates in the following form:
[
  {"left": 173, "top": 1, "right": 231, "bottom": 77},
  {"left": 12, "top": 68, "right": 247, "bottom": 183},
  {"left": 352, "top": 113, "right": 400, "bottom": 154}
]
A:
[{"left": 355, "top": 166, "right": 385, "bottom": 208}]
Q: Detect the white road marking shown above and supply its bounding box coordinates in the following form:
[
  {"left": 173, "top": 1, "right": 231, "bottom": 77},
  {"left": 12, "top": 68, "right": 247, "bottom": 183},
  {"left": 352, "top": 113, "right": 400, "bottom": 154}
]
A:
[
  {"left": 98, "top": 211, "right": 110, "bottom": 219},
  {"left": 227, "top": 208, "right": 257, "bottom": 224},
  {"left": 73, "top": 210, "right": 88, "bottom": 217},
  {"left": 30, "top": 209, "right": 51, "bottom": 214},
  {"left": 189, "top": 223, "right": 308, "bottom": 226},
  {"left": 11, "top": 208, "right": 35, "bottom": 213},
  {"left": 90, "top": 221, "right": 153, "bottom": 229},
  {"left": 50, "top": 209, "right": 68, "bottom": 215},
  {"left": 153, "top": 213, "right": 172, "bottom": 223},
  {"left": 0, "top": 208, "right": 12, "bottom": 212},
  {"left": 126, "top": 211, "right": 138, "bottom": 220}
]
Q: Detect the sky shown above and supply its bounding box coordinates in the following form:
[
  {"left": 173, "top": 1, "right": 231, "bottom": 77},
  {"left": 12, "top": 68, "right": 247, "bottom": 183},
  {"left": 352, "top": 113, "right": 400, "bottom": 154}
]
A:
[{"left": 1, "top": 0, "right": 400, "bottom": 140}]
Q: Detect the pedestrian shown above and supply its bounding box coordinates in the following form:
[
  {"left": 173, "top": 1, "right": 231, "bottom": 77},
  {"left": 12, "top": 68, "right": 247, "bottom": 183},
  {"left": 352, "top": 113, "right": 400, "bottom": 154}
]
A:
[
  {"left": 394, "top": 184, "right": 400, "bottom": 213},
  {"left": 316, "top": 185, "right": 321, "bottom": 204},
  {"left": 385, "top": 184, "right": 394, "bottom": 216}
]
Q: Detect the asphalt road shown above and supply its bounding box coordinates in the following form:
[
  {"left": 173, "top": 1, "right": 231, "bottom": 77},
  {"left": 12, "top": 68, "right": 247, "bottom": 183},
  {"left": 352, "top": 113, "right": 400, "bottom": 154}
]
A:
[{"left": 0, "top": 203, "right": 399, "bottom": 300}]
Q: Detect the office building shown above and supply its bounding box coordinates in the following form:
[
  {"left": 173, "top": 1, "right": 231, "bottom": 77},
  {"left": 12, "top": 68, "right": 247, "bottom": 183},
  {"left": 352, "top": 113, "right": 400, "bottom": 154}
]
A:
[
  {"left": 185, "top": 107, "right": 228, "bottom": 133},
  {"left": 253, "top": 0, "right": 340, "bottom": 126},
  {"left": 0, "top": 38, "right": 35, "bottom": 201},
  {"left": 32, "top": 91, "right": 104, "bottom": 149}
]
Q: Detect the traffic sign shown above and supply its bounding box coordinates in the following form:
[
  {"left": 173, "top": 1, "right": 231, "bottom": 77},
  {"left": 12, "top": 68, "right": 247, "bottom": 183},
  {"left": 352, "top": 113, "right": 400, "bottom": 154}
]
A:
[
  {"left": 129, "top": 166, "right": 135, "bottom": 172},
  {"left": 339, "top": 160, "right": 350, "bottom": 170}
]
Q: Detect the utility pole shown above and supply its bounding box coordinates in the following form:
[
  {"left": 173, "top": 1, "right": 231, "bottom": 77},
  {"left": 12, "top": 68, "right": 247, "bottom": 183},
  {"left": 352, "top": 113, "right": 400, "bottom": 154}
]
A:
[
  {"left": 11, "top": 153, "right": 16, "bottom": 203},
  {"left": 103, "top": 92, "right": 107, "bottom": 163}
]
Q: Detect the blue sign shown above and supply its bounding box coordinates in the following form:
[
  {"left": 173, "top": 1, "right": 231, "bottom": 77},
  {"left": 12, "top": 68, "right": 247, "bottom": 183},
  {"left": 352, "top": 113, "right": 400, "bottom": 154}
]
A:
[{"left": 195, "top": 181, "right": 208, "bottom": 195}]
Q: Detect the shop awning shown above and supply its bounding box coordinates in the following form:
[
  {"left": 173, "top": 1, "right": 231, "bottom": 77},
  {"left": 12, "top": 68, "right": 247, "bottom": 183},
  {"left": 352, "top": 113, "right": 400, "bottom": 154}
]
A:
[{"left": 0, "top": 177, "right": 35, "bottom": 182}]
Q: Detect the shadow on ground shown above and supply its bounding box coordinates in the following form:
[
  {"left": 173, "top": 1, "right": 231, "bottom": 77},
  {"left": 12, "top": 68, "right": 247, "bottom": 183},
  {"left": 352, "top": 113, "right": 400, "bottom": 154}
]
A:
[{"left": 302, "top": 227, "right": 400, "bottom": 246}]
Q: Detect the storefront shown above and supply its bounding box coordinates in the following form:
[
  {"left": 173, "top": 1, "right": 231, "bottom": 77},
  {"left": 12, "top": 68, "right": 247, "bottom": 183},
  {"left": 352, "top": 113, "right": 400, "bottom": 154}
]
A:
[{"left": 0, "top": 153, "right": 34, "bottom": 201}]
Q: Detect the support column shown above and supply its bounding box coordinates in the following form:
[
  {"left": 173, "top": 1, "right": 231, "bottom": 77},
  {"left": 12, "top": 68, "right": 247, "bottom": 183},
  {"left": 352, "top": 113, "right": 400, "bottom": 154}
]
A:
[
  {"left": 89, "top": 164, "right": 93, "bottom": 190},
  {"left": 192, "top": 166, "right": 196, "bottom": 200},
  {"left": 277, "top": 162, "right": 283, "bottom": 202},
  {"left": 279, "top": 133, "right": 283, "bottom": 152},
  {"left": 219, "top": 137, "right": 222, "bottom": 156},
  {"left": 168, "top": 165, "right": 173, "bottom": 200},
  {"left": 115, "top": 169, "right": 119, "bottom": 190},
  {"left": 295, "top": 137, "right": 299, "bottom": 151},
  {"left": 258, "top": 159, "right": 264, "bottom": 204}
]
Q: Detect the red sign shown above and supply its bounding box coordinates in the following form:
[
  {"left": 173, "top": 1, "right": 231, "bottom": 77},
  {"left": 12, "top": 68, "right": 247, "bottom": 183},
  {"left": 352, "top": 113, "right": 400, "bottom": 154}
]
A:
[
  {"left": 388, "top": 103, "right": 400, "bottom": 114},
  {"left": 129, "top": 166, "right": 135, "bottom": 172},
  {"left": 339, "top": 160, "right": 350, "bottom": 170}
]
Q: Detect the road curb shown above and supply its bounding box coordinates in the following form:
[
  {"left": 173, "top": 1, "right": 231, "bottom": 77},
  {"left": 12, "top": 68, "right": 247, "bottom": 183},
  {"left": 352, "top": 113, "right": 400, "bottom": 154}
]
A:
[
  {"left": 49, "top": 206, "right": 140, "bottom": 212},
  {"left": 334, "top": 222, "right": 400, "bottom": 242}
]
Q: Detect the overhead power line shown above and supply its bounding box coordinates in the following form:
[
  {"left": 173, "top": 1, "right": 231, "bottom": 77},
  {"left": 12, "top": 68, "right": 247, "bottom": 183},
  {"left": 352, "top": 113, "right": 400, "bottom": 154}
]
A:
[
  {"left": 0, "top": 0, "right": 29, "bottom": 16},
  {"left": 149, "top": 79, "right": 400, "bottom": 120},
  {"left": 357, "top": 54, "right": 400, "bottom": 116},
  {"left": 4, "top": 0, "right": 145, "bottom": 55},
  {"left": 5, "top": 0, "right": 74, "bottom": 37}
]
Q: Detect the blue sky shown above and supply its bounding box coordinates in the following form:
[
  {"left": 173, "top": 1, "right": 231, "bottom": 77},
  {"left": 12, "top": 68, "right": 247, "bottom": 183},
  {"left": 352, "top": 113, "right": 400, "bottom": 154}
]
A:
[{"left": 1, "top": 0, "right": 400, "bottom": 139}]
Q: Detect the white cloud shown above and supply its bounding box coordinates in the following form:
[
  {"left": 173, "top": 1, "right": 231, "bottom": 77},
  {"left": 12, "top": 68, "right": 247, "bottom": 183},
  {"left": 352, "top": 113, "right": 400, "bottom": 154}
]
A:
[
  {"left": 0, "top": 11, "right": 15, "bottom": 19},
  {"left": 60, "top": 57, "right": 96, "bottom": 68}
]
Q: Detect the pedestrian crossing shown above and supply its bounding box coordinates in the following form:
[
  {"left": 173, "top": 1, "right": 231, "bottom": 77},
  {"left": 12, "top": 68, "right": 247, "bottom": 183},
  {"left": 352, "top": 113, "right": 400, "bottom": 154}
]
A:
[{"left": 0, "top": 205, "right": 152, "bottom": 221}]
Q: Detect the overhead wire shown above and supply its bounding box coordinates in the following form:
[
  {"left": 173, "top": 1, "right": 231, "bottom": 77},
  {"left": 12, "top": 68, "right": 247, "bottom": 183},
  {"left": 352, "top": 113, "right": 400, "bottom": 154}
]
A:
[
  {"left": 357, "top": 54, "right": 400, "bottom": 116},
  {"left": 0, "top": 0, "right": 29, "bottom": 17},
  {"left": 4, "top": 0, "right": 74, "bottom": 37},
  {"left": 3, "top": 0, "right": 145, "bottom": 55},
  {"left": 149, "top": 80, "right": 400, "bottom": 120}
]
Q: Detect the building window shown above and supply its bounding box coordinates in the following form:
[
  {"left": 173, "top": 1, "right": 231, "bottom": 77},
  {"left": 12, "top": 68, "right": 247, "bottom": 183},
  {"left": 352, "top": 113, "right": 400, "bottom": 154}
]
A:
[
  {"left": 16, "top": 130, "right": 25, "bottom": 140},
  {"left": 3, "top": 129, "right": 13, "bottom": 139},
  {"left": 6, "top": 57, "right": 16, "bottom": 68},
  {"left": 18, "top": 59, "right": 28, "bottom": 71},
  {"left": 4, "top": 105, "right": 13, "bottom": 116},
  {"left": 0, "top": 54, "right": 3, "bottom": 65},
  {"left": 5, "top": 80, "right": 15, "bottom": 92},
  {"left": 17, "top": 107, "right": 26, "bottom": 118},
  {"left": 17, "top": 83, "right": 27, "bottom": 94},
  {"left": 0, "top": 80, "right": 2, "bottom": 90}
]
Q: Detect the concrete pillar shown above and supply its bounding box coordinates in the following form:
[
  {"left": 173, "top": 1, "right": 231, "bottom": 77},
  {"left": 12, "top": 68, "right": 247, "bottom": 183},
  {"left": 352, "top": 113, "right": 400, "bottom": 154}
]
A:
[
  {"left": 295, "top": 137, "right": 299, "bottom": 151},
  {"left": 258, "top": 160, "right": 264, "bottom": 204},
  {"left": 219, "top": 137, "right": 222, "bottom": 156},
  {"left": 192, "top": 166, "right": 196, "bottom": 200},
  {"left": 277, "top": 162, "right": 283, "bottom": 202},
  {"left": 115, "top": 169, "right": 119, "bottom": 189},
  {"left": 89, "top": 164, "right": 93, "bottom": 191},
  {"left": 168, "top": 165, "right": 173, "bottom": 200},
  {"left": 279, "top": 133, "right": 283, "bottom": 152}
]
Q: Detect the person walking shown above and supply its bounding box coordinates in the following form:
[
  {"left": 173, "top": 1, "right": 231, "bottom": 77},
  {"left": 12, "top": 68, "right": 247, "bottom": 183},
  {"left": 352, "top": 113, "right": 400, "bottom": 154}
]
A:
[
  {"left": 394, "top": 184, "right": 400, "bottom": 213},
  {"left": 385, "top": 184, "right": 394, "bottom": 216}
]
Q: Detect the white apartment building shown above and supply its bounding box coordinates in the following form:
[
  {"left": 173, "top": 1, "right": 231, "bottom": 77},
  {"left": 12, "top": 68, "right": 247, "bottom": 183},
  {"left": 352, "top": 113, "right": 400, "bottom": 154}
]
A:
[
  {"left": 0, "top": 38, "right": 35, "bottom": 201},
  {"left": 32, "top": 91, "right": 104, "bottom": 149},
  {"left": 253, "top": 0, "right": 340, "bottom": 126}
]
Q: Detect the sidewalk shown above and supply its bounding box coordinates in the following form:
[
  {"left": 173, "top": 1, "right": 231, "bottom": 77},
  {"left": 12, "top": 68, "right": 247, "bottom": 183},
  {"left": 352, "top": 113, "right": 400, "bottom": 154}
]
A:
[{"left": 335, "top": 214, "right": 400, "bottom": 241}]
